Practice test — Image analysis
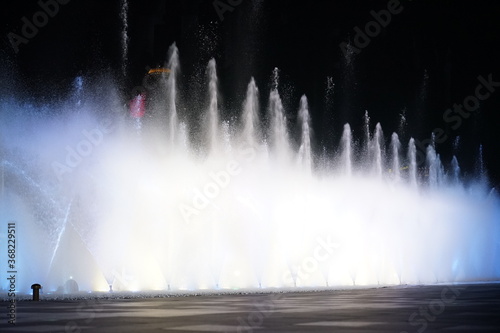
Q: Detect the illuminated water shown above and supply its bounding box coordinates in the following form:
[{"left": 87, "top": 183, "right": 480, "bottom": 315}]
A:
[{"left": 1, "top": 44, "right": 499, "bottom": 294}]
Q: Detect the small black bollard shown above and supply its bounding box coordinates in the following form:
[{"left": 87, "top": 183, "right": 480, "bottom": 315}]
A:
[{"left": 31, "top": 283, "right": 42, "bottom": 301}]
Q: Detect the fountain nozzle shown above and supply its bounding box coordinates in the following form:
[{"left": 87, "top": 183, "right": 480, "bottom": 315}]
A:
[{"left": 31, "top": 283, "right": 42, "bottom": 301}]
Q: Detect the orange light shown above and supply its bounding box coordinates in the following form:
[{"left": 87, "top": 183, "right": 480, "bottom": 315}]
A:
[{"left": 147, "top": 68, "right": 171, "bottom": 75}]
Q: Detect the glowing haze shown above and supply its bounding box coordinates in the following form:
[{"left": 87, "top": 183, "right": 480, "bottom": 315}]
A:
[{"left": 1, "top": 44, "right": 499, "bottom": 294}]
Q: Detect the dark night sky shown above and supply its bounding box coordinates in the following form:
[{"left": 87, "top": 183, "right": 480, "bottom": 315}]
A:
[{"left": 1, "top": 0, "right": 500, "bottom": 185}]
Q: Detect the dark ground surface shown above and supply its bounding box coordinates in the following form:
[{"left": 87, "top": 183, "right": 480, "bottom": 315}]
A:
[{"left": 1, "top": 283, "right": 500, "bottom": 332}]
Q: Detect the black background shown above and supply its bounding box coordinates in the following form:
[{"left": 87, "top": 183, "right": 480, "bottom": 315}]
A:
[{"left": 1, "top": 0, "right": 499, "bottom": 186}]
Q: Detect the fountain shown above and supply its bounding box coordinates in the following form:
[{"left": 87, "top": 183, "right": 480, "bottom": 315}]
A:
[{"left": 1, "top": 42, "right": 499, "bottom": 295}]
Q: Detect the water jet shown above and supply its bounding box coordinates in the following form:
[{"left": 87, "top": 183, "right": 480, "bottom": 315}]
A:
[{"left": 1, "top": 44, "right": 499, "bottom": 294}]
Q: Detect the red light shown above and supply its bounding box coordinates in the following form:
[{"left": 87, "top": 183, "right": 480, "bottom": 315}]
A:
[{"left": 129, "top": 93, "right": 146, "bottom": 118}]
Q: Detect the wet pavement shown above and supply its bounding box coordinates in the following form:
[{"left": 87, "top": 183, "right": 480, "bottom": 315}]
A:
[{"left": 1, "top": 283, "right": 499, "bottom": 332}]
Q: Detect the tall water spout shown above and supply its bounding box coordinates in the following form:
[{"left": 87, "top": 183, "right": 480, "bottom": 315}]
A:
[
  {"left": 166, "top": 43, "right": 180, "bottom": 146},
  {"left": 372, "top": 123, "right": 384, "bottom": 178},
  {"left": 268, "top": 73, "right": 289, "bottom": 158},
  {"left": 390, "top": 133, "right": 401, "bottom": 182},
  {"left": 206, "top": 58, "right": 219, "bottom": 152},
  {"left": 451, "top": 156, "right": 460, "bottom": 185},
  {"left": 73, "top": 76, "right": 83, "bottom": 108},
  {"left": 298, "top": 95, "right": 312, "bottom": 172},
  {"left": 426, "top": 142, "right": 444, "bottom": 188},
  {"left": 341, "top": 123, "right": 352, "bottom": 177},
  {"left": 271, "top": 67, "right": 279, "bottom": 91},
  {"left": 241, "top": 78, "right": 260, "bottom": 148},
  {"left": 120, "top": 0, "right": 129, "bottom": 77},
  {"left": 364, "top": 110, "right": 370, "bottom": 157},
  {"left": 408, "top": 138, "right": 418, "bottom": 187},
  {"left": 427, "top": 144, "right": 437, "bottom": 187}
]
